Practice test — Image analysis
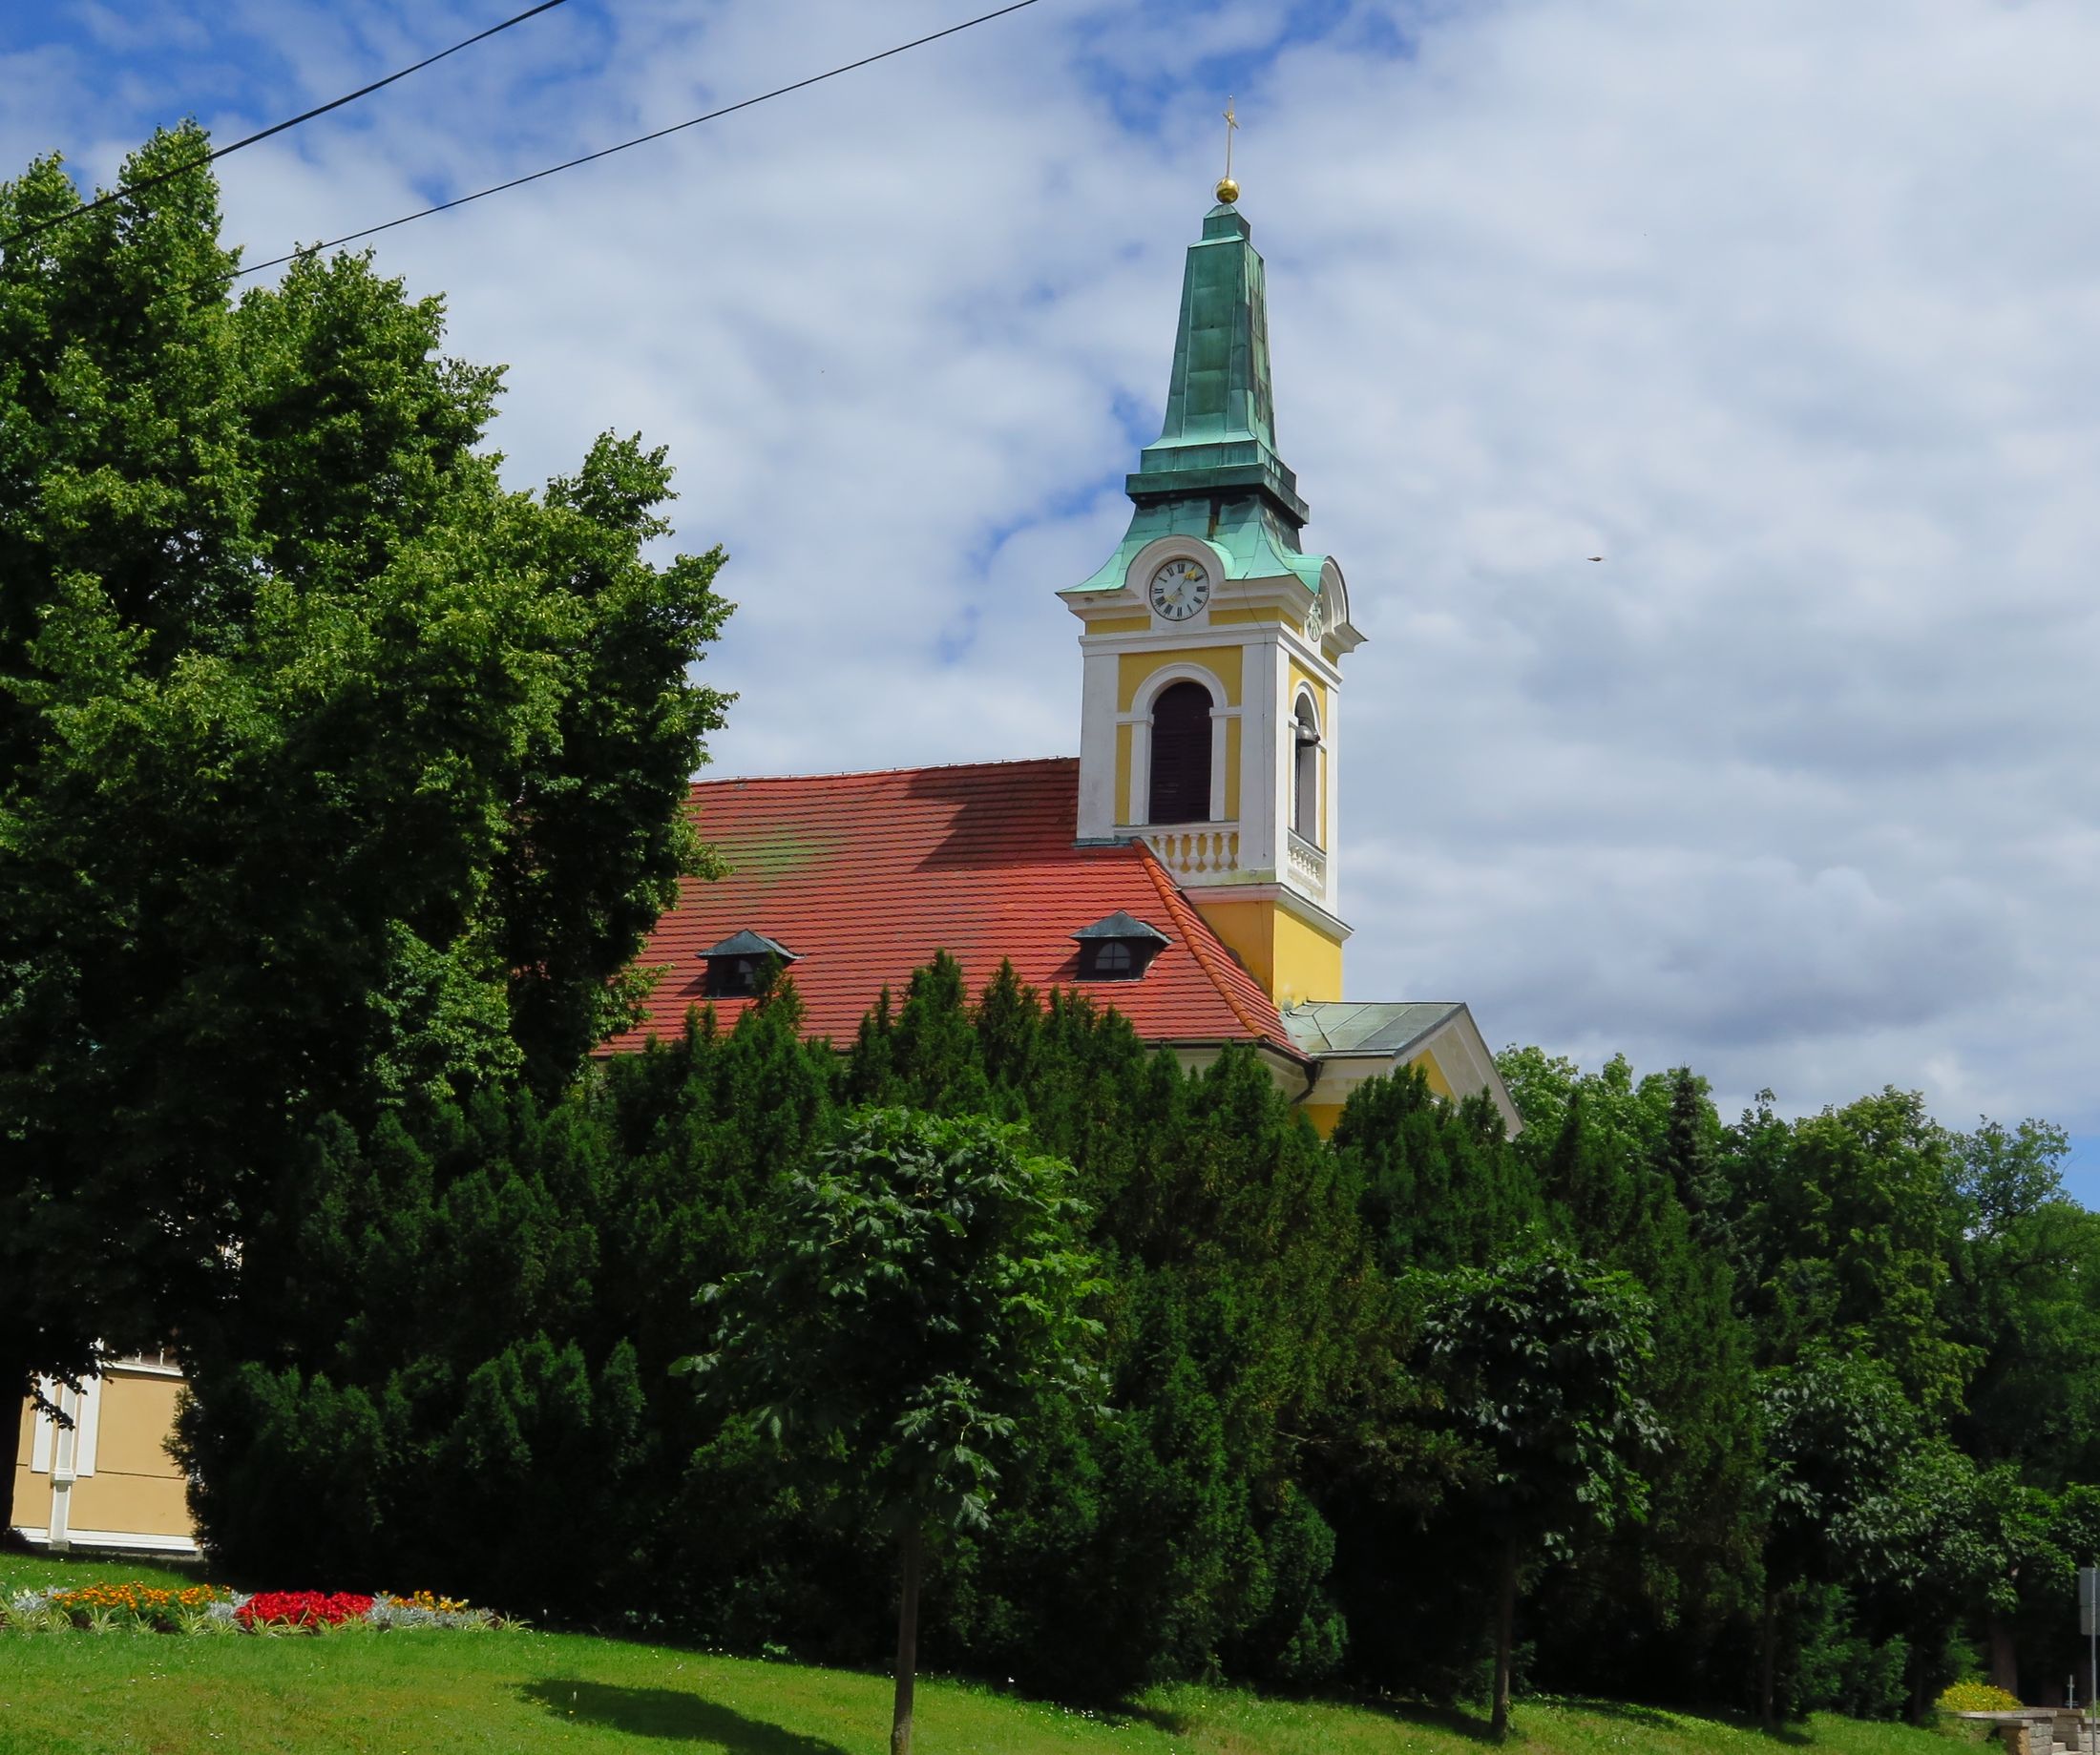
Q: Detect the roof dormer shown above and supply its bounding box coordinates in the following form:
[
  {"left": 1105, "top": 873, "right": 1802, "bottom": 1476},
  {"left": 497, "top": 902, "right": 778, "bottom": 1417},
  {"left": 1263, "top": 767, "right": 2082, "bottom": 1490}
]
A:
[
  {"left": 700, "top": 930, "right": 799, "bottom": 999},
  {"left": 1072, "top": 911, "right": 1170, "bottom": 982}
]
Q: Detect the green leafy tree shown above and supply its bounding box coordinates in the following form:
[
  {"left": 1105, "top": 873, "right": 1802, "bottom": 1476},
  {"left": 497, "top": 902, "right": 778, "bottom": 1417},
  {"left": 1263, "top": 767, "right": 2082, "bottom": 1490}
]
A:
[
  {"left": 1418, "top": 1242, "right": 1661, "bottom": 1738},
  {"left": 682, "top": 1107, "right": 1103, "bottom": 1755},
  {"left": 0, "top": 125, "right": 730, "bottom": 1514},
  {"left": 1943, "top": 1119, "right": 2097, "bottom": 1473},
  {"left": 1726, "top": 1090, "right": 1974, "bottom": 1413},
  {"left": 1834, "top": 1444, "right": 2051, "bottom": 1718},
  {"left": 1527, "top": 1077, "right": 1761, "bottom": 1702},
  {"left": 1753, "top": 1346, "right": 1920, "bottom": 1724}
]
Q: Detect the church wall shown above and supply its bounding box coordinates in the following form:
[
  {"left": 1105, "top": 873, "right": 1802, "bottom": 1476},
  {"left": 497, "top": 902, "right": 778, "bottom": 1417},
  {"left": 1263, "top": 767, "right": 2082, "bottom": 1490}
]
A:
[
  {"left": 69, "top": 1465, "right": 193, "bottom": 1546},
  {"left": 1288, "top": 661, "right": 1332, "bottom": 847},
  {"left": 11, "top": 1398, "right": 53, "bottom": 1531},
  {"left": 1194, "top": 894, "right": 1345, "bottom": 1010},
  {"left": 12, "top": 1366, "right": 199, "bottom": 1553},
  {"left": 1416, "top": 1049, "right": 1458, "bottom": 1098},
  {"left": 1117, "top": 645, "right": 1245, "bottom": 712},
  {"left": 1298, "top": 1049, "right": 1456, "bottom": 1139},
  {"left": 1298, "top": 1101, "right": 1346, "bottom": 1137}
]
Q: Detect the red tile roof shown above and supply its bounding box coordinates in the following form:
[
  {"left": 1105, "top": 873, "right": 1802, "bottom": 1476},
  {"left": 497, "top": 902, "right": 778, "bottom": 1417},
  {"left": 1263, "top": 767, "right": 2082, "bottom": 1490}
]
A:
[{"left": 604, "top": 757, "right": 1296, "bottom": 1056}]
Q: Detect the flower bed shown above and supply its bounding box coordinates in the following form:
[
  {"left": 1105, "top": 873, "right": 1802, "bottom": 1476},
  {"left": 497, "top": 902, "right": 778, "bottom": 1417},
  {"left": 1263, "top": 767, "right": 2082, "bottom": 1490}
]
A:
[
  {"left": 4, "top": 1581, "right": 504, "bottom": 1635},
  {"left": 236, "top": 1591, "right": 374, "bottom": 1630}
]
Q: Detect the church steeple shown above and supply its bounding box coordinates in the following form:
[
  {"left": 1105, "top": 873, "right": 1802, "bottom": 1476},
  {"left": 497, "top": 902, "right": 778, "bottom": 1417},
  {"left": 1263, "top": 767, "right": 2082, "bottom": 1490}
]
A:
[
  {"left": 1128, "top": 199, "right": 1306, "bottom": 532},
  {"left": 1074, "top": 197, "right": 1323, "bottom": 597},
  {"left": 1060, "top": 189, "right": 1364, "bottom": 1012}
]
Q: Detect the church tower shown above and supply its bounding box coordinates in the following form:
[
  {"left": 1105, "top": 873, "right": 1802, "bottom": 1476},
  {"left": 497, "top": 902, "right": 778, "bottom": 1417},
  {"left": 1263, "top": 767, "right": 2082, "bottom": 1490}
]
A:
[{"left": 1062, "top": 183, "right": 1362, "bottom": 1010}]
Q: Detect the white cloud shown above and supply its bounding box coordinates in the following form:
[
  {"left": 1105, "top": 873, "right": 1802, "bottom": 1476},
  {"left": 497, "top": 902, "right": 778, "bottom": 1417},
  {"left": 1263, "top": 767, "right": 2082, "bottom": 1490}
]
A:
[{"left": 7, "top": 0, "right": 2099, "bottom": 1128}]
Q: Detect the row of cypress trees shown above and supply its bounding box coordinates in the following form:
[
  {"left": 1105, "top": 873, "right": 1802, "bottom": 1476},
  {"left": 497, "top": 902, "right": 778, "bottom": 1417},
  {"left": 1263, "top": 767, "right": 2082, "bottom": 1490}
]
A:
[{"left": 174, "top": 956, "right": 2100, "bottom": 1719}]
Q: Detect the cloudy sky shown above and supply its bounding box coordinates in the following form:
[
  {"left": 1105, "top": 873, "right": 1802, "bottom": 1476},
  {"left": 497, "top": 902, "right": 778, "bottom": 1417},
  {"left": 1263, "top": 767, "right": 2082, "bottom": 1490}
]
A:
[{"left": 9, "top": 0, "right": 2099, "bottom": 1186}]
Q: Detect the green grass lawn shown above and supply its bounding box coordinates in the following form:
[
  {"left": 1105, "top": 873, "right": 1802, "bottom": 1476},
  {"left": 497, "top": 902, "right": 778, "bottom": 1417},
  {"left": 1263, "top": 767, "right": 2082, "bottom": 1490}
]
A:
[{"left": 0, "top": 1554, "right": 1969, "bottom": 1755}]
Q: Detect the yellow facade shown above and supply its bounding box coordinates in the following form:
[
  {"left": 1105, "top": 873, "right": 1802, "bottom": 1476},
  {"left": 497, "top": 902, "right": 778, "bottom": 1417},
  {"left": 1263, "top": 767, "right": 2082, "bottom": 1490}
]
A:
[
  {"left": 11, "top": 1399, "right": 52, "bottom": 1530},
  {"left": 1116, "top": 645, "right": 1244, "bottom": 711},
  {"left": 1417, "top": 1050, "right": 1457, "bottom": 1098},
  {"left": 1113, "top": 645, "right": 1250, "bottom": 830},
  {"left": 1194, "top": 894, "right": 1345, "bottom": 1011},
  {"left": 1097, "top": 616, "right": 1347, "bottom": 1013},
  {"left": 1297, "top": 1050, "right": 1456, "bottom": 1139},
  {"left": 11, "top": 1366, "right": 199, "bottom": 1554}
]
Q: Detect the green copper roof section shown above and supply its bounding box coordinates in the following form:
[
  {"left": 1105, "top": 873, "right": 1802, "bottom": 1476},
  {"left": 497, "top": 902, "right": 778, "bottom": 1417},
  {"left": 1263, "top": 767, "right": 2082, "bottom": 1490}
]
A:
[
  {"left": 1130, "top": 202, "right": 1307, "bottom": 523},
  {"left": 1070, "top": 201, "right": 1327, "bottom": 595}
]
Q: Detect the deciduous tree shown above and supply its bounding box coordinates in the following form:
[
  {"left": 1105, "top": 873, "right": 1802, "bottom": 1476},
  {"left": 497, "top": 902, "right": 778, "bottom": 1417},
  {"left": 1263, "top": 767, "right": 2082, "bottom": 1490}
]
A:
[
  {"left": 0, "top": 126, "right": 730, "bottom": 1517},
  {"left": 1417, "top": 1242, "right": 1661, "bottom": 1739},
  {"left": 682, "top": 1107, "right": 1103, "bottom": 1755}
]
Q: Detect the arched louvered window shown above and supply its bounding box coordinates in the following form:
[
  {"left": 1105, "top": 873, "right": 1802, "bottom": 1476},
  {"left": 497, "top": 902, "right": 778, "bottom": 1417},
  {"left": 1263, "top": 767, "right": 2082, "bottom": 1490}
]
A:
[
  {"left": 1147, "top": 680, "right": 1214, "bottom": 824},
  {"left": 1292, "top": 695, "right": 1321, "bottom": 844}
]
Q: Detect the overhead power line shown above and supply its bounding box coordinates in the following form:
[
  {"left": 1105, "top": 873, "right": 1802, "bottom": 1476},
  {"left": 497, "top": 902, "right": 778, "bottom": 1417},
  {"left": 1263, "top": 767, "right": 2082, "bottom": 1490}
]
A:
[
  {"left": 2, "top": 0, "right": 574, "bottom": 251},
  {"left": 220, "top": 0, "right": 1048, "bottom": 286}
]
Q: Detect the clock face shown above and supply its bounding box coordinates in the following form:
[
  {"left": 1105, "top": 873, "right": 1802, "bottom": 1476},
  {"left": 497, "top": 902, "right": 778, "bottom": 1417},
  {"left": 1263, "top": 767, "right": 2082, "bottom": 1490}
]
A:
[
  {"left": 1148, "top": 557, "right": 1211, "bottom": 621},
  {"left": 1304, "top": 595, "right": 1324, "bottom": 643}
]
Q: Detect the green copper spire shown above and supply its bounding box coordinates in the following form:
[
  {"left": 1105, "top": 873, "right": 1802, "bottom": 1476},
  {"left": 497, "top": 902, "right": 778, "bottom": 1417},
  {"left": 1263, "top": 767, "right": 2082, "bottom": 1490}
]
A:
[
  {"left": 1072, "top": 199, "right": 1326, "bottom": 595},
  {"left": 1129, "top": 201, "right": 1305, "bottom": 519}
]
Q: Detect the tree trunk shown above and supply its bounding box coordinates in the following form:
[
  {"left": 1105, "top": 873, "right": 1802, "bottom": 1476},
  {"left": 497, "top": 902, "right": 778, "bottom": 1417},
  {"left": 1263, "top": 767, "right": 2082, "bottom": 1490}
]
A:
[
  {"left": 891, "top": 1522, "right": 924, "bottom": 1755},
  {"left": 1491, "top": 1532, "right": 1518, "bottom": 1742},
  {"left": 0, "top": 1346, "right": 31, "bottom": 1551},
  {"left": 1989, "top": 1613, "right": 2020, "bottom": 1699},
  {"left": 1758, "top": 1584, "right": 1780, "bottom": 1731}
]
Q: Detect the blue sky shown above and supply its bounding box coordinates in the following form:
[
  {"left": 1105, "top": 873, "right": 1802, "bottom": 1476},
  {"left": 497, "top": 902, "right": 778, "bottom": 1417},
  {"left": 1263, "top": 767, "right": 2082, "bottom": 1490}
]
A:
[
  {"left": 7, "top": 0, "right": 2098, "bottom": 1196},
  {"left": 2061, "top": 1140, "right": 2100, "bottom": 1210}
]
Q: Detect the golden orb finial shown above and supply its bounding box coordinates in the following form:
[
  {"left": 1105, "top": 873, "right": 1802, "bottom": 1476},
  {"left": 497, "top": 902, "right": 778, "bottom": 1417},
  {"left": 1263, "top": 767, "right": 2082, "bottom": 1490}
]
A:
[{"left": 1215, "top": 176, "right": 1239, "bottom": 204}]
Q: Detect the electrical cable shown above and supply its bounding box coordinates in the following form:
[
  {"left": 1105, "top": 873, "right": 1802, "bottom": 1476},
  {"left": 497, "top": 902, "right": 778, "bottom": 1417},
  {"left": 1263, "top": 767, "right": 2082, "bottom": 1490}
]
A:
[
  {"left": 216, "top": 0, "right": 1047, "bottom": 286},
  {"left": 2, "top": 0, "right": 574, "bottom": 251}
]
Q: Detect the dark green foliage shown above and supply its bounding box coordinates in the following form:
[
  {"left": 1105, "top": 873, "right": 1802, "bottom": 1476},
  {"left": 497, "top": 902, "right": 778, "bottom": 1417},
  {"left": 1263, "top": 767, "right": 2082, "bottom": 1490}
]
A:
[
  {"left": 179, "top": 967, "right": 1370, "bottom": 1700},
  {"left": 681, "top": 1104, "right": 1104, "bottom": 1537},
  {"left": 681, "top": 1104, "right": 1104, "bottom": 1754},
  {"left": 1417, "top": 1240, "right": 1662, "bottom": 1737},
  {"left": 0, "top": 130, "right": 731, "bottom": 1448},
  {"left": 176, "top": 993, "right": 832, "bottom": 1618},
  {"left": 1517, "top": 1071, "right": 1762, "bottom": 1705},
  {"left": 1332, "top": 1063, "right": 1536, "bottom": 1272},
  {"left": 163, "top": 953, "right": 2099, "bottom": 1721},
  {"left": 1725, "top": 1089, "right": 1973, "bottom": 1416}
]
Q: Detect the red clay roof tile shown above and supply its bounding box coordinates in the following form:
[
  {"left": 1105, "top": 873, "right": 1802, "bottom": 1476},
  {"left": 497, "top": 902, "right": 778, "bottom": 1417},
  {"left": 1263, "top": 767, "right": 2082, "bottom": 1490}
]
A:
[{"left": 604, "top": 757, "right": 1295, "bottom": 1056}]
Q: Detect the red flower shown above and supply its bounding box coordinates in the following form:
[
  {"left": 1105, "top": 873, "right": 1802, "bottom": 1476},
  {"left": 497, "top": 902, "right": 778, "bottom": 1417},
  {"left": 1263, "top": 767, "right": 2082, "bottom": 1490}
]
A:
[{"left": 235, "top": 1590, "right": 374, "bottom": 1630}]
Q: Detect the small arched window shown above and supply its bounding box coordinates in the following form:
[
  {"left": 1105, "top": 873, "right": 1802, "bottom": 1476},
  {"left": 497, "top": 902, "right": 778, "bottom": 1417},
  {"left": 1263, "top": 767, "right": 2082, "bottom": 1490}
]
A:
[
  {"left": 1148, "top": 680, "right": 1214, "bottom": 824},
  {"left": 1072, "top": 911, "right": 1169, "bottom": 981},
  {"left": 1292, "top": 695, "right": 1321, "bottom": 844},
  {"left": 700, "top": 930, "right": 799, "bottom": 999}
]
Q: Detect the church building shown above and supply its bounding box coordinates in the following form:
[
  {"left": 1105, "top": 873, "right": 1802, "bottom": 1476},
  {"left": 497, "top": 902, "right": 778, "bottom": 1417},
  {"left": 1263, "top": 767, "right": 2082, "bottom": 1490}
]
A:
[
  {"left": 10, "top": 178, "right": 1514, "bottom": 1557},
  {"left": 610, "top": 179, "right": 1518, "bottom": 1137}
]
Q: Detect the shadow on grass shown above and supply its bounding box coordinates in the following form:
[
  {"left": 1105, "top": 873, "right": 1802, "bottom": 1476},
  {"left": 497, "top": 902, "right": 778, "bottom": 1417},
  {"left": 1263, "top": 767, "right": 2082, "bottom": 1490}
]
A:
[
  {"left": 1134, "top": 1689, "right": 1819, "bottom": 1749},
  {"left": 1359, "top": 1699, "right": 1505, "bottom": 1745},
  {"left": 1124, "top": 1693, "right": 1505, "bottom": 1746},
  {"left": 1533, "top": 1696, "right": 1816, "bottom": 1746},
  {"left": 518, "top": 1679, "right": 853, "bottom": 1751}
]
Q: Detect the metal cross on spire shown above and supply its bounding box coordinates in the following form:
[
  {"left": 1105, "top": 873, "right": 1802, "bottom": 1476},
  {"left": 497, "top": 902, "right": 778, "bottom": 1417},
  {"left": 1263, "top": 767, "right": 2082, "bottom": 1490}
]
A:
[{"left": 1217, "top": 96, "right": 1240, "bottom": 203}]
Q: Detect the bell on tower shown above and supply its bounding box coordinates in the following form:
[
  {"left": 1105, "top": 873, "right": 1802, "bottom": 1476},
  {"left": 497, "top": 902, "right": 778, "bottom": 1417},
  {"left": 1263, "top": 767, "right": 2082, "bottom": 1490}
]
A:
[{"left": 1060, "top": 174, "right": 1364, "bottom": 1012}]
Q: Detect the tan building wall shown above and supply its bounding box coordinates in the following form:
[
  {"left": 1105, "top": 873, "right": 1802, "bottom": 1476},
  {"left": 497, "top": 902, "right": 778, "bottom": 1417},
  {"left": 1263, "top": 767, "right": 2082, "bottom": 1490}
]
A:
[{"left": 11, "top": 1356, "right": 200, "bottom": 1555}]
